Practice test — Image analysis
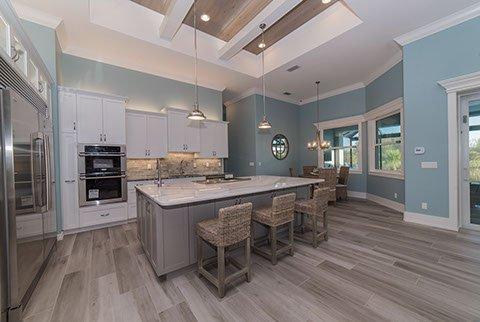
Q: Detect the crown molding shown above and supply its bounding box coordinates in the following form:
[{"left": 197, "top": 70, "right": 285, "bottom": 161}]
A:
[
  {"left": 299, "top": 82, "right": 365, "bottom": 106},
  {"left": 224, "top": 87, "right": 300, "bottom": 107},
  {"left": 394, "top": 2, "right": 480, "bottom": 46},
  {"left": 365, "top": 51, "right": 403, "bottom": 86},
  {"left": 438, "top": 70, "right": 480, "bottom": 93},
  {"left": 365, "top": 97, "right": 403, "bottom": 120},
  {"left": 12, "top": 2, "right": 63, "bottom": 29}
]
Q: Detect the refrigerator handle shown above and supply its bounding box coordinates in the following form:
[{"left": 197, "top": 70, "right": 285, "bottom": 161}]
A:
[
  {"left": 45, "top": 134, "right": 52, "bottom": 210},
  {"left": 30, "top": 133, "right": 38, "bottom": 212}
]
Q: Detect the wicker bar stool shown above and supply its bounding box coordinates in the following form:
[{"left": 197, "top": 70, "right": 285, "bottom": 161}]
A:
[
  {"left": 251, "top": 193, "right": 296, "bottom": 265},
  {"left": 294, "top": 187, "right": 329, "bottom": 248},
  {"left": 196, "top": 202, "right": 253, "bottom": 298}
]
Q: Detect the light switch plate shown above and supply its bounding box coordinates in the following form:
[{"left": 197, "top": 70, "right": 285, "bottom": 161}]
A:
[
  {"left": 421, "top": 162, "right": 437, "bottom": 169},
  {"left": 421, "top": 202, "right": 428, "bottom": 210}
]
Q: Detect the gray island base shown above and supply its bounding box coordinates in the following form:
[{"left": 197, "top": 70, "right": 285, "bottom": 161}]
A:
[{"left": 135, "top": 175, "right": 324, "bottom": 277}]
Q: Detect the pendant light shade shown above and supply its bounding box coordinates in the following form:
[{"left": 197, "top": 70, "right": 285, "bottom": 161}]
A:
[
  {"left": 257, "top": 23, "right": 271, "bottom": 130},
  {"left": 188, "top": 0, "right": 206, "bottom": 121}
]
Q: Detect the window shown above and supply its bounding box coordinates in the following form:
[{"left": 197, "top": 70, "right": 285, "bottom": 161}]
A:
[
  {"left": 367, "top": 98, "right": 404, "bottom": 179},
  {"left": 374, "top": 113, "right": 402, "bottom": 171},
  {"left": 323, "top": 125, "right": 360, "bottom": 170},
  {"left": 271, "top": 134, "right": 289, "bottom": 160}
]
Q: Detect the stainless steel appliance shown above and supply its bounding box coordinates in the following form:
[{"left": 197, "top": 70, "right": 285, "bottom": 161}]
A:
[
  {"left": 0, "top": 89, "right": 56, "bottom": 321},
  {"left": 78, "top": 144, "right": 127, "bottom": 206}
]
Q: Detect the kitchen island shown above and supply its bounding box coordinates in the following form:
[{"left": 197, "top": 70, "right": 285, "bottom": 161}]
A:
[{"left": 136, "top": 175, "right": 323, "bottom": 277}]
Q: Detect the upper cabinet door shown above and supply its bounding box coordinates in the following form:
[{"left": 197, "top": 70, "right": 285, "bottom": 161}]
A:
[
  {"left": 102, "top": 98, "right": 126, "bottom": 145},
  {"left": 59, "top": 91, "right": 77, "bottom": 133},
  {"left": 214, "top": 122, "right": 228, "bottom": 158},
  {"left": 76, "top": 94, "right": 103, "bottom": 144},
  {"left": 199, "top": 121, "right": 215, "bottom": 158},
  {"left": 167, "top": 111, "right": 187, "bottom": 152},
  {"left": 147, "top": 115, "right": 168, "bottom": 158},
  {"left": 185, "top": 119, "right": 200, "bottom": 152},
  {"left": 126, "top": 112, "right": 147, "bottom": 158}
]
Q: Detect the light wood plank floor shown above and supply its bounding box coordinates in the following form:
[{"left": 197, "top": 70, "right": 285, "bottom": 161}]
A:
[{"left": 23, "top": 199, "right": 480, "bottom": 321}]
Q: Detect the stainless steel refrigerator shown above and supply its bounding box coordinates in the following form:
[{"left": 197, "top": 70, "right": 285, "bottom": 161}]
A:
[{"left": 0, "top": 88, "right": 56, "bottom": 322}]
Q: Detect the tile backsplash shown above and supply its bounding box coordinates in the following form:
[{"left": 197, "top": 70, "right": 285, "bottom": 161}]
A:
[{"left": 127, "top": 153, "right": 223, "bottom": 181}]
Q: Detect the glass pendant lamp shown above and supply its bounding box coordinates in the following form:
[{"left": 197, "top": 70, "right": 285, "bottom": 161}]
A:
[
  {"left": 257, "top": 23, "right": 272, "bottom": 129},
  {"left": 187, "top": 0, "right": 206, "bottom": 121}
]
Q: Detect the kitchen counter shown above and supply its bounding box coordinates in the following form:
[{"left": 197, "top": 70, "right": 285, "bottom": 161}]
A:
[
  {"left": 136, "top": 175, "right": 324, "bottom": 207},
  {"left": 135, "top": 175, "right": 322, "bottom": 278}
]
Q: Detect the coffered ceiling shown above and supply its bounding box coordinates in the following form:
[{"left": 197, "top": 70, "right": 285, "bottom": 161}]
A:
[{"left": 12, "top": 0, "right": 480, "bottom": 105}]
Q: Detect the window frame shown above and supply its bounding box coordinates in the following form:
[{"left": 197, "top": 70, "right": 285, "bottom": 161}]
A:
[
  {"left": 366, "top": 98, "right": 404, "bottom": 180},
  {"left": 315, "top": 115, "right": 365, "bottom": 174}
]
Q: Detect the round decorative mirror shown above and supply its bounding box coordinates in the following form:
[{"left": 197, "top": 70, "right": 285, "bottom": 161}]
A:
[{"left": 271, "top": 134, "right": 289, "bottom": 160}]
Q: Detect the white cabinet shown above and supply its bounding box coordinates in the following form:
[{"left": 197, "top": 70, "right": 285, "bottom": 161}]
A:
[
  {"left": 77, "top": 94, "right": 103, "bottom": 143},
  {"left": 199, "top": 121, "right": 228, "bottom": 158},
  {"left": 102, "top": 98, "right": 126, "bottom": 144},
  {"left": 79, "top": 202, "right": 127, "bottom": 228},
  {"left": 167, "top": 110, "right": 200, "bottom": 153},
  {"left": 59, "top": 91, "right": 77, "bottom": 133},
  {"left": 60, "top": 133, "right": 79, "bottom": 230},
  {"left": 126, "top": 111, "right": 167, "bottom": 158},
  {"left": 77, "top": 94, "right": 126, "bottom": 144}
]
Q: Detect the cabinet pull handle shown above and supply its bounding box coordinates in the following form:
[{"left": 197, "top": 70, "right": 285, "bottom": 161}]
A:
[
  {"left": 100, "top": 133, "right": 103, "bottom": 142},
  {"left": 103, "top": 134, "right": 107, "bottom": 141},
  {"left": 73, "top": 121, "right": 76, "bottom": 131},
  {"left": 100, "top": 213, "right": 110, "bottom": 217}
]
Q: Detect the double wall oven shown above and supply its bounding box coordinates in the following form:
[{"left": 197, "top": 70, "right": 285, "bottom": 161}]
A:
[{"left": 78, "top": 144, "right": 127, "bottom": 206}]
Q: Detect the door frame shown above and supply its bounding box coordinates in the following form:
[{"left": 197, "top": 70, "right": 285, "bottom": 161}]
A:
[
  {"left": 439, "top": 71, "right": 480, "bottom": 231},
  {"left": 459, "top": 91, "right": 480, "bottom": 230}
]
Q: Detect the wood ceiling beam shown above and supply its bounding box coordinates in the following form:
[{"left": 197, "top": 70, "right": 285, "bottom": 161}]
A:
[
  {"left": 159, "top": 0, "right": 194, "bottom": 40},
  {"left": 218, "top": 0, "right": 303, "bottom": 60}
]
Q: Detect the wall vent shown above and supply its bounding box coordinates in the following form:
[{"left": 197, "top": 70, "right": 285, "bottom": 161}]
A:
[{"left": 286, "top": 65, "right": 300, "bottom": 72}]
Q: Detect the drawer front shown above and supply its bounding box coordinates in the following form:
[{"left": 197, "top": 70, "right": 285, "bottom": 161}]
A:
[{"left": 79, "top": 204, "right": 127, "bottom": 227}]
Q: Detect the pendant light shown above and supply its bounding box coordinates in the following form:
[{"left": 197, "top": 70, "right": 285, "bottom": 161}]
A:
[
  {"left": 187, "top": 0, "right": 206, "bottom": 121},
  {"left": 257, "top": 23, "right": 272, "bottom": 130},
  {"left": 307, "top": 81, "right": 330, "bottom": 151}
]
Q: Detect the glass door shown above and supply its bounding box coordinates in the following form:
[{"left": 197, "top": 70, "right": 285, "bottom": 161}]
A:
[{"left": 460, "top": 92, "right": 480, "bottom": 229}]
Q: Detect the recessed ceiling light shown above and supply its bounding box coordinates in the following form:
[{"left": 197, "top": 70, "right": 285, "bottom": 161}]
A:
[
  {"left": 322, "top": 0, "right": 331, "bottom": 3},
  {"left": 200, "top": 14, "right": 210, "bottom": 22},
  {"left": 258, "top": 42, "right": 266, "bottom": 49}
]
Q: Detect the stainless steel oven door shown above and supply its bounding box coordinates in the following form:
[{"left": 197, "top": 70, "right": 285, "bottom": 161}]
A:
[
  {"left": 78, "top": 173, "right": 127, "bottom": 207},
  {"left": 77, "top": 144, "right": 126, "bottom": 175}
]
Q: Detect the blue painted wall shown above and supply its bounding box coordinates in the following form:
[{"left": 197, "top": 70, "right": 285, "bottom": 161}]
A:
[
  {"left": 298, "top": 88, "right": 367, "bottom": 193},
  {"left": 21, "top": 20, "right": 62, "bottom": 230},
  {"left": 225, "top": 95, "right": 257, "bottom": 176},
  {"left": 59, "top": 54, "right": 223, "bottom": 120},
  {"left": 255, "top": 95, "right": 299, "bottom": 176},
  {"left": 366, "top": 62, "right": 405, "bottom": 203},
  {"left": 404, "top": 16, "right": 480, "bottom": 218}
]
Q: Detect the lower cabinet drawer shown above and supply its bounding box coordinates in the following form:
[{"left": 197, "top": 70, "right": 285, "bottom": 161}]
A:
[{"left": 79, "top": 203, "right": 128, "bottom": 228}]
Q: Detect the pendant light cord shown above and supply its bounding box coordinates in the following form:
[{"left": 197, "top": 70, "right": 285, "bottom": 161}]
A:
[
  {"left": 261, "top": 25, "right": 266, "bottom": 118},
  {"left": 194, "top": 0, "right": 198, "bottom": 109},
  {"left": 316, "top": 81, "right": 320, "bottom": 123}
]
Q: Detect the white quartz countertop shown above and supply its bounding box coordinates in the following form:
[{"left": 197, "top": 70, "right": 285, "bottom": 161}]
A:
[{"left": 136, "top": 175, "right": 324, "bottom": 207}]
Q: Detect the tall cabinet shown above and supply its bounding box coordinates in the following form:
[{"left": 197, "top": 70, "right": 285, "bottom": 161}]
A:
[{"left": 58, "top": 87, "right": 127, "bottom": 231}]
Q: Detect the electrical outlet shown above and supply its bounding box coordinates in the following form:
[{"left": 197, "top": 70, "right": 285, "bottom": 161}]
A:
[
  {"left": 421, "top": 202, "right": 428, "bottom": 210},
  {"left": 249, "top": 162, "right": 254, "bottom": 167},
  {"left": 206, "top": 162, "right": 210, "bottom": 168},
  {"left": 394, "top": 193, "right": 398, "bottom": 199},
  {"left": 147, "top": 164, "right": 152, "bottom": 170},
  {"left": 258, "top": 162, "right": 262, "bottom": 166},
  {"left": 193, "top": 162, "right": 197, "bottom": 168}
]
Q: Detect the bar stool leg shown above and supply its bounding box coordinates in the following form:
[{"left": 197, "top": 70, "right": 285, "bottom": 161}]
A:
[
  {"left": 288, "top": 221, "right": 294, "bottom": 256},
  {"left": 300, "top": 213, "right": 305, "bottom": 234},
  {"left": 271, "top": 226, "right": 278, "bottom": 265},
  {"left": 245, "top": 237, "right": 251, "bottom": 282},
  {"left": 197, "top": 236, "right": 203, "bottom": 277},
  {"left": 218, "top": 246, "right": 226, "bottom": 298},
  {"left": 250, "top": 221, "right": 255, "bottom": 250},
  {"left": 323, "top": 211, "right": 328, "bottom": 241},
  {"left": 312, "top": 214, "right": 318, "bottom": 248}
]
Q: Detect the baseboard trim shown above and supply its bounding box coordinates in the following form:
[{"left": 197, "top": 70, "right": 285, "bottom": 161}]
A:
[
  {"left": 403, "top": 211, "right": 459, "bottom": 232},
  {"left": 347, "top": 190, "right": 367, "bottom": 199},
  {"left": 347, "top": 191, "right": 405, "bottom": 212},
  {"left": 367, "top": 193, "right": 405, "bottom": 212},
  {"left": 63, "top": 218, "right": 137, "bottom": 235}
]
